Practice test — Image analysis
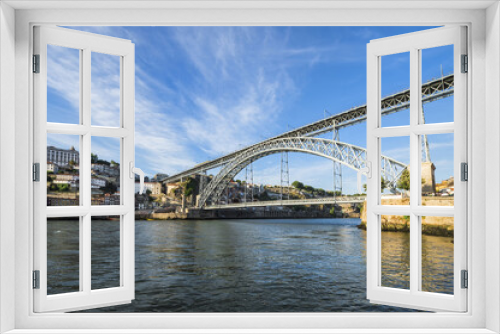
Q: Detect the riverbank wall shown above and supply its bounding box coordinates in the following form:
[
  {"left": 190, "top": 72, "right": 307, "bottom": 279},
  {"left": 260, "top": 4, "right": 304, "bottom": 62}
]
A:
[
  {"left": 136, "top": 202, "right": 361, "bottom": 220},
  {"left": 358, "top": 197, "right": 454, "bottom": 237}
]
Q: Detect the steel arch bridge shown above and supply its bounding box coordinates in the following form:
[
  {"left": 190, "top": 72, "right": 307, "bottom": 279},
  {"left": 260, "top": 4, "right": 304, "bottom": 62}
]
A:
[
  {"left": 163, "top": 74, "right": 453, "bottom": 183},
  {"left": 198, "top": 137, "right": 407, "bottom": 208}
]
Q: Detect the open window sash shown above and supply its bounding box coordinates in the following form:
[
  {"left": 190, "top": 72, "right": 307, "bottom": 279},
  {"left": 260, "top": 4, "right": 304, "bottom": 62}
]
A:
[
  {"left": 366, "top": 26, "right": 467, "bottom": 312},
  {"left": 33, "top": 26, "right": 135, "bottom": 312}
]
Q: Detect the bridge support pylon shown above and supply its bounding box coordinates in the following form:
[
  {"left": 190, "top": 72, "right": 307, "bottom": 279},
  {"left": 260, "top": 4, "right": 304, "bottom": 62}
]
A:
[
  {"left": 333, "top": 126, "right": 342, "bottom": 199},
  {"left": 281, "top": 151, "right": 290, "bottom": 200}
]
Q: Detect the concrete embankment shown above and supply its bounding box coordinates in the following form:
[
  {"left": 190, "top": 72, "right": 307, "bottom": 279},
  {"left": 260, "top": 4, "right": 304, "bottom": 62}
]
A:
[
  {"left": 138, "top": 210, "right": 337, "bottom": 220},
  {"left": 136, "top": 211, "right": 188, "bottom": 220},
  {"left": 358, "top": 197, "right": 454, "bottom": 237},
  {"left": 136, "top": 202, "right": 361, "bottom": 220}
]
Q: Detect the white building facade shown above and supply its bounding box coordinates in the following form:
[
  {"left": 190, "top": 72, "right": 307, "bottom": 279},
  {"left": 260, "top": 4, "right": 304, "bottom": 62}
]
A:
[{"left": 47, "top": 146, "right": 79, "bottom": 166}]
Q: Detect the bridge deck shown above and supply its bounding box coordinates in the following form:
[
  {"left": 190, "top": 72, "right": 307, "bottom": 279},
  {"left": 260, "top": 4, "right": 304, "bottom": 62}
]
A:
[{"left": 203, "top": 196, "right": 366, "bottom": 210}]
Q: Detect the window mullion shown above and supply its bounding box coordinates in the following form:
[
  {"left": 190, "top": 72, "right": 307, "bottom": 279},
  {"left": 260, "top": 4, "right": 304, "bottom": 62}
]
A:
[
  {"left": 409, "top": 47, "right": 420, "bottom": 294},
  {"left": 81, "top": 47, "right": 92, "bottom": 294}
]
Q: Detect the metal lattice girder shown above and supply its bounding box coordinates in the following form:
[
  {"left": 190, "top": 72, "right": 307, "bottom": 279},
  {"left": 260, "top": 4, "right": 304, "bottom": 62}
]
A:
[
  {"left": 198, "top": 137, "right": 407, "bottom": 208},
  {"left": 163, "top": 74, "right": 453, "bottom": 184}
]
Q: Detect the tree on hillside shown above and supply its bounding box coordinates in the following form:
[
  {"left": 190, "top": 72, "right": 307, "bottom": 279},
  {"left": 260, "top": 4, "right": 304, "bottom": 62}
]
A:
[
  {"left": 58, "top": 184, "right": 70, "bottom": 192},
  {"left": 258, "top": 191, "right": 271, "bottom": 201},
  {"left": 292, "top": 181, "right": 304, "bottom": 189},
  {"left": 96, "top": 159, "right": 110, "bottom": 165},
  {"left": 316, "top": 188, "right": 325, "bottom": 196},
  {"left": 304, "top": 185, "right": 314, "bottom": 193},
  {"left": 91, "top": 153, "right": 98, "bottom": 163},
  {"left": 397, "top": 169, "right": 410, "bottom": 191},
  {"left": 100, "top": 182, "right": 117, "bottom": 195},
  {"left": 182, "top": 177, "right": 198, "bottom": 197}
]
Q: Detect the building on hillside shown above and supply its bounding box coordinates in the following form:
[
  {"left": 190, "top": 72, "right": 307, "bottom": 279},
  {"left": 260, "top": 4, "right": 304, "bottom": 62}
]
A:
[
  {"left": 91, "top": 177, "right": 107, "bottom": 189},
  {"left": 47, "top": 146, "right": 79, "bottom": 166},
  {"left": 53, "top": 174, "right": 79, "bottom": 183},
  {"left": 91, "top": 163, "right": 119, "bottom": 177},
  {"left": 136, "top": 181, "right": 163, "bottom": 195},
  {"left": 53, "top": 174, "right": 79, "bottom": 188},
  {"left": 47, "top": 162, "right": 59, "bottom": 174},
  {"left": 436, "top": 176, "right": 454, "bottom": 191}
]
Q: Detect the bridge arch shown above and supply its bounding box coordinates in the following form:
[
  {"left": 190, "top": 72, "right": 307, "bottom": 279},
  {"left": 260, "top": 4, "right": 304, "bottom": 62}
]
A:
[{"left": 198, "top": 137, "right": 406, "bottom": 208}]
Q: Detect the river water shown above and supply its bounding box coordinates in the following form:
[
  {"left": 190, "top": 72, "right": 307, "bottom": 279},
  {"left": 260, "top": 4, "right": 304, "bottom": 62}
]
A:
[{"left": 47, "top": 218, "right": 454, "bottom": 312}]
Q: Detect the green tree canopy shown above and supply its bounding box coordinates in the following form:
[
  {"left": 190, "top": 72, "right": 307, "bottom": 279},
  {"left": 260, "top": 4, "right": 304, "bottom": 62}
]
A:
[
  {"left": 292, "top": 181, "right": 304, "bottom": 189},
  {"left": 329, "top": 207, "right": 336, "bottom": 216},
  {"left": 304, "top": 185, "right": 314, "bottom": 193},
  {"left": 381, "top": 177, "right": 388, "bottom": 192},
  {"left": 182, "top": 177, "right": 198, "bottom": 196},
  {"left": 397, "top": 169, "right": 410, "bottom": 191}
]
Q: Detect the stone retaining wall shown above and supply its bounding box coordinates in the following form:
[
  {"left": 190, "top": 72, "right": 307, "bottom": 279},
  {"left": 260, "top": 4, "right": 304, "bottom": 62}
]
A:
[{"left": 359, "top": 197, "right": 454, "bottom": 237}]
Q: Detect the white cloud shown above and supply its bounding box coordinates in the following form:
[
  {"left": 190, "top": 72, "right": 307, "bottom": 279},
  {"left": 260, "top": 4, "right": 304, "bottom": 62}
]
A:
[{"left": 172, "top": 27, "right": 298, "bottom": 157}]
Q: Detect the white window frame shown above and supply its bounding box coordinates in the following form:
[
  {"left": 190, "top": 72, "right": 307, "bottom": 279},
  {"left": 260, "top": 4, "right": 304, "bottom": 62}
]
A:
[
  {"left": 366, "top": 26, "right": 468, "bottom": 312},
  {"left": 1, "top": 1, "right": 499, "bottom": 333},
  {"left": 32, "top": 26, "right": 136, "bottom": 313}
]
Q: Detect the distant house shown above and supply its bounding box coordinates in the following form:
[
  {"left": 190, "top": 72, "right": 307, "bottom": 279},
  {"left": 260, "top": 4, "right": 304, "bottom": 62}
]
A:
[
  {"left": 91, "top": 163, "right": 119, "bottom": 177},
  {"left": 91, "top": 177, "right": 107, "bottom": 188},
  {"left": 136, "top": 181, "right": 162, "bottom": 195},
  {"left": 54, "top": 174, "right": 79, "bottom": 183},
  {"left": 53, "top": 174, "right": 79, "bottom": 188},
  {"left": 47, "top": 162, "right": 58, "bottom": 174}
]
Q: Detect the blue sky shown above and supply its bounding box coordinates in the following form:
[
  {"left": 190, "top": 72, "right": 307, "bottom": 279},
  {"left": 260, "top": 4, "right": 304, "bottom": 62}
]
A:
[{"left": 47, "top": 26, "right": 454, "bottom": 194}]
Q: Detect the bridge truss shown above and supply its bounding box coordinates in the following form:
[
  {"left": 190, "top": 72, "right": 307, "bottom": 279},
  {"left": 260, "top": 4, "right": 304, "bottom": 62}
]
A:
[{"left": 197, "top": 137, "right": 406, "bottom": 208}]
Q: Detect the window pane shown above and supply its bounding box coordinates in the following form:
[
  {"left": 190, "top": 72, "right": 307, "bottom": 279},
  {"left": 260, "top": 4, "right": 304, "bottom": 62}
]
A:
[
  {"left": 421, "top": 216, "right": 454, "bottom": 294},
  {"left": 381, "top": 215, "right": 410, "bottom": 290},
  {"left": 421, "top": 133, "right": 454, "bottom": 206},
  {"left": 91, "top": 137, "right": 121, "bottom": 205},
  {"left": 47, "top": 45, "right": 80, "bottom": 124},
  {"left": 92, "top": 216, "right": 121, "bottom": 290},
  {"left": 381, "top": 52, "right": 410, "bottom": 127},
  {"left": 47, "top": 217, "right": 80, "bottom": 295},
  {"left": 91, "top": 52, "right": 121, "bottom": 127},
  {"left": 421, "top": 45, "right": 454, "bottom": 124},
  {"left": 47, "top": 134, "right": 80, "bottom": 206},
  {"left": 380, "top": 136, "right": 410, "bottom": 204}
]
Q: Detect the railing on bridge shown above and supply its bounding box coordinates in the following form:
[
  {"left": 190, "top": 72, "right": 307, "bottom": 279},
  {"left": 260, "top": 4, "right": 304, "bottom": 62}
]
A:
[{"left": 203, "top": 196, "right": 366, "bottom": 210}]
